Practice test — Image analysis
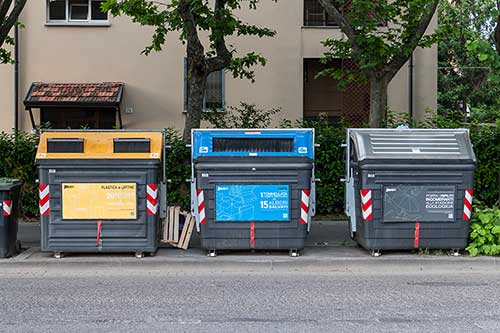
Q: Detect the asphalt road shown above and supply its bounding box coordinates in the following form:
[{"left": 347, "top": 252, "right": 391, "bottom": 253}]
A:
[{"left": 1, "top": 264, "right": 500, "bottom": 332}]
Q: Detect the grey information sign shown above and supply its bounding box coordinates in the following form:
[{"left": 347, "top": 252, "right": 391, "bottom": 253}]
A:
[{"left": 383, "top": 185, "right": 455, "bottom": 222}]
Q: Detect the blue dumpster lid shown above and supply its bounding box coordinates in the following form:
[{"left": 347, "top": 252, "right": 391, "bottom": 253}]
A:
[
  {"left": 192, "top": 129, "right": 315, "bottom": 159},
  {"left": 0, "top": 178, "right": 22, "bottom": 191},
  {"left": 349, "top": 128, "right": 476, "bottom": 162}
]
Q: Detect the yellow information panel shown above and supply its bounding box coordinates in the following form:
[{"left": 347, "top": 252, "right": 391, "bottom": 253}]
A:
[{"left": 62, "top": 183, "right": 137, "bottom": 220}]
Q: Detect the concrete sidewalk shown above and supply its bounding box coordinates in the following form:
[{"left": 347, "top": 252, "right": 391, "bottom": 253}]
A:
[{"left": 3, "top": 220, "right": 499, "bottom": 271}]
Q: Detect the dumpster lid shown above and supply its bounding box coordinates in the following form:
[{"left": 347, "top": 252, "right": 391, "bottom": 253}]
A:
[
  {"left": 192, "top": 129, "right": 315, "bottom": 159},
  {"left": 36, "top": 130, "right": 163, "bottom": 160},
  {"left": 349, "top": 128, "right": 476, "bottom": 161},
  {"left": 0, "top": 178, "right": 22, "bottom": 191}
]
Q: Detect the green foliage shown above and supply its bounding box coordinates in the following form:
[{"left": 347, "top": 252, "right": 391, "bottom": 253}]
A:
[
  {"left": 202, "top": 102, "right": 281, "bottom": 128},
  {"left": 320, "top": 0, "right": 437, "bottom": 83},
  {"left": 466, "top": 206, "right": 500, "bottom": 256},
  {"left": 165, "top": 128, "right": 191, "bottom": 209},
  {"left": 438, "top": 0, "right": 500, "bottom": 119},
  {"left": 468, "top": 122, "right": 500, "bottom": 207},
  {"left": 0, "top": 131, "right": 39, "bottom": 218},
  {"left": 102, "top": 0, "right": 275, "bottom": 82}
]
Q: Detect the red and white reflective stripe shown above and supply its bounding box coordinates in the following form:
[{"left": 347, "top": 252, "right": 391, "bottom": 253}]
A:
[
  {"left": 39, "top": 185, "right": 50, "bottom": 216},
  {"left": 197, "top": 189, "right": 206, "bottom": 225},
  {"left": 360, "top": 189, "right": 373, "bottom": 221},
  {"left": 463, "top": 189, "right": 474, "bottom": 220},
  {"left": 300, "top": 189, "right": 311, "bottom": 225},
  {"left": 2, "top": 200, "right": 12, "bottom": 217},
  {"left": 146, "top": 184, "right": 159, "bottom": 215}
]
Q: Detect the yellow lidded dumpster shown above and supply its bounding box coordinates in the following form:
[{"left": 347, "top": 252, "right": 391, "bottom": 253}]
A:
[{"left": 35, "top": 130, "right": 166, "bottom": 258}]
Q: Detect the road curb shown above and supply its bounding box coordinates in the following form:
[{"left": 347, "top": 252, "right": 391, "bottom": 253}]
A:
[{"left": 1, "top": 247, "right": 499, "bottom": 273}]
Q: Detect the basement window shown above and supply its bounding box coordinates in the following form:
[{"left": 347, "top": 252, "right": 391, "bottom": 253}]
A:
[{"left": 47, "top": 0, "right": 109, "bottom": 25}]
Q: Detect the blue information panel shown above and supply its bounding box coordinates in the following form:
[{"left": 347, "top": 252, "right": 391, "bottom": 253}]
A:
[{"left": 216, "top": 184, "right": 290, "bottom": 222}]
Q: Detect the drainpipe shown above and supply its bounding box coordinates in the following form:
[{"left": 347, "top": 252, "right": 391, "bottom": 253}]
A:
[
  {"left": 14, "top": 24, "right": 20, "bottom": 132},
  {"left": 408, "top": 52, "right": 414, "bottom": 125}
]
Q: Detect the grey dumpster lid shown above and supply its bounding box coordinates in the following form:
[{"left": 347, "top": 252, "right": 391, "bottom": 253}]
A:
[
  {"left": 0, "top": 178, "right": 22, "bottom": 191},
  {"left": 349, "top": 128, "right": 476, "bottom": 161}
]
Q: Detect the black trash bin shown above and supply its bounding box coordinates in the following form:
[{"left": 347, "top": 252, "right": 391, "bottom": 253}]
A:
[
  {"left": 35, "top": 130, "right": 167, "bottom": 258},
  {"left": 191, "top": 129, "right": 316, "bottom": 256},
  {"left": 0, "top": 178, "right": 22, "bottom": 258},
  {"left": 344, "top": 128, "right": 476, "bottom": 256}
]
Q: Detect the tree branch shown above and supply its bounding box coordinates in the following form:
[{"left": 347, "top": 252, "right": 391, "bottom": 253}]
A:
[
  {"left": 0, "top": 0, "right": 13, "bottom": 21},
  {"left": 177, "top": 0, "right": 204, "bottom": 62},
  {"left": 0, "top": 0, "right": 26, "bottom": 49},
  {"left": 206, "top": 0, "right": 232, "bottom": 73},
  {"left": 318, "top": 0, "right": 361, "bottom": 55},
  {"left": 386, "top": 0, "right": 438, "bottom": 79}
]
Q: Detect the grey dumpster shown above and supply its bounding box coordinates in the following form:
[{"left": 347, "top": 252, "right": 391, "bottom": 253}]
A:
[
  {"left": 191, "top": 129, "right": 316, "bottom": 256},
  {"left": 344, "top": 128, "right": 476, "bottom": 256},
  {"left": 0, "top": 178, "right": 22, "bottom": 258},
  {"left": 35, "top": 130, "right": 167, "bottom": 258}
]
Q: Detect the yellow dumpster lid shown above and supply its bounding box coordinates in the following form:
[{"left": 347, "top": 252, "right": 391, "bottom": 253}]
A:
[{"left": 36, "top": 130, "right": 163, "bottom": 160}]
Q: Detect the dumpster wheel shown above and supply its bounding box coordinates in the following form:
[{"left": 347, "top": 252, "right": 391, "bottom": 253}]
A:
[
  {"left": 54, "top": 252, "right": 64, "bottom": 259},
  {"left": 450, "top": 249, "right": 461, "bottom": 257},
  {"left": 207, "top": 249, "right": 217, "bottom": 257},
  {"left": 289, "top": 249, "right": 300, "bottom": 257},
  {"left": 370, "top": 249, "right": 382, "bottom": 257}
]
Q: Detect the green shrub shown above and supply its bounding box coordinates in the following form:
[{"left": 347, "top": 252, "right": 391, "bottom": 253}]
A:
[
  {"left": 202, "top": 102, "right": 281, "bottom": 128},
  {"left": 0, "top": 131, "right": 39, "bottom": 218},
  {"left": 165, "top": 128, "right": 191, "bottom": 209},
  {"left": 469, "top": 122, "right": 500, "bottom": 207},
  {"left": 466, "top": 206, "right": 500, "bottom": 256}
]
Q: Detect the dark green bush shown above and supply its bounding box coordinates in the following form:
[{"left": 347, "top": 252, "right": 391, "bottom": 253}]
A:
[
  {"left": 0, "top": 131, "right": 39, "bottom": 218},
  {"left": 469, "top": 122, "right": 500, "bottom": 206},
  {"left": 202, "top": 102, "right": 281, "bottom": 128},
  {"left": 165, "top": 128, "right": 191, "bottom": 209}
]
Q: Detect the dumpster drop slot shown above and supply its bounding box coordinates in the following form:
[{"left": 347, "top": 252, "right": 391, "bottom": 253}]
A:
[
  {"left": 114, "top": 138, "right": 151, "bottom": 153},
  {"left": 212, "top": 138, "right": 294, "bottom": 153},
  {"left": 47, "top": 138, "right": 84, "bottom": 153}
]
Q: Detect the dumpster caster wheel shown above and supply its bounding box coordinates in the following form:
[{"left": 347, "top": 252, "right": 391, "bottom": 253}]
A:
[
  {"left": 207, "top": 250, "right": 217, "bottom": 257},
  {"left": 289, "top": 250, "right": 300, "bottom": 257},
  {"left": 135, "top": 252, "right": 144, "bottom": 259},
  {"left": 15, "top": 240, "right": 22, "bottom": 254},
  {"left": 54, "top": 252, "right": 64, "bottom": 259},
  {"left": 451, "top": 249, "right": 461, "bottom": 257},
  {"left": 149, "top": 252, "right": 156, "bottom": 257},
  {"left": 370, "top": 250, "right": 381, "bottom": 257}
]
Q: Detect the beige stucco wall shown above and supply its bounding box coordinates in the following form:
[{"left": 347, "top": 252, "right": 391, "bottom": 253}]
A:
[
  {"left": 0, "top": 60, "right": 14, "bottom": 132},
  {"left": 0, "top": 0, "right": 437, "bottom": 133}
]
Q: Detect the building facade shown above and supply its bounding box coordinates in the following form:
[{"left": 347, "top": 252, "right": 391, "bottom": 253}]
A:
[{"left": 0, "top": 0, "right": 438, "bottom": 132}]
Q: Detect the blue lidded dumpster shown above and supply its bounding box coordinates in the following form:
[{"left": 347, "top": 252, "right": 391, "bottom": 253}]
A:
[{"left": 191, "top": 129, "right": 316, "bottom": 256}]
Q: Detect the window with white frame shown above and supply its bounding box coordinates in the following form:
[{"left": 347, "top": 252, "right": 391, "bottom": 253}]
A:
[
  {"left": 184, "top": 59, "right": 225, "bottom": 112},
  {"left": 47, "top": 0, "right": 108, "bottom": 24}
]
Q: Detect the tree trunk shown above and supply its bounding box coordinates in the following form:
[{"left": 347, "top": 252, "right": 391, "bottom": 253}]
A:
[
  {"left": 182, "top": 64, "right": 207, "bottom": 142},
  {"left": 368, "top": 75, "right": 389, "bottom": 128}
]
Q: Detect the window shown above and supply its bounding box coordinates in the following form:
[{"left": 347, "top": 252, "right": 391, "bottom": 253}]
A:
[
  {"left": 303, "top": 0, "right": 338, "bottom": 27},
  {"left": 184, "top": 59, "right": 225, "bottom": 112},
  {"left": 47, "top": 0, "right": 108, "bottom": 24}
]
